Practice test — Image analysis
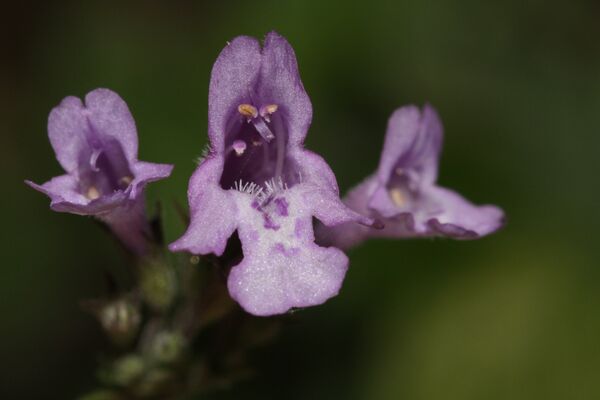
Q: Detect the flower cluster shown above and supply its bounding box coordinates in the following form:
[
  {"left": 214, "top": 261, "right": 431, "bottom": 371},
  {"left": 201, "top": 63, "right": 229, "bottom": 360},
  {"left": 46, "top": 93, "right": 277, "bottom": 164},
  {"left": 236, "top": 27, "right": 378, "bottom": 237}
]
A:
[{"left": 29, "top": 32, "right": 503, "bottom": 317}]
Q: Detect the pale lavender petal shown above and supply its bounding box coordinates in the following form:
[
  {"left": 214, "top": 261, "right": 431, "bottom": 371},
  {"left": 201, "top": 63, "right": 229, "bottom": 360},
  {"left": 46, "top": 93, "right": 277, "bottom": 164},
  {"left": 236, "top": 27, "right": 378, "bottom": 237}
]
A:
[
  {"left": 292, "top": 149, "right": 377, "bottom": 227},
  {"left": 228, "top": 243, "right": 348, "bottom": 316},
  {"left": 47, "top": 96, "right": 90, "bottom": 173},
  {"left": 316, "top": 175, "right": 378, "bottom": 249},
  {"left": 418, "top": 104, "right": 443, "bottom": 184},
  {"left": 423, "top": 185, "right": 505, "bottom": 239},
  {"left": 377, "top": 104, "right": 443, "bottom": 186},
  {"left": 130, "top": 161, "right": 174, "bottom": 198},
  {"left": 26, "top": 175, "right": 87, "bottom": 210},
  {"left": 353, "top": 185, "right": 503, "bottom": 240},
  {"left": 226, "top": 186, "right": 348, "bottom": 316},
  {"left": 168, "top": 157, "right": 237, "bottom": 256},
  {"left": 208, "top": 36, "right": 262, "bottom": 152},
  {"left": 84, "top": 88, "right": 139, "bottom": 162},
  {"left": 376, "top": 105, "right": 422, "bottom": 184},
  {"left": 26, "top": 176, "right": 130, "bottom": 215},
  {"left": 257, "top": 32, "right": 312, "bottom": 146}
]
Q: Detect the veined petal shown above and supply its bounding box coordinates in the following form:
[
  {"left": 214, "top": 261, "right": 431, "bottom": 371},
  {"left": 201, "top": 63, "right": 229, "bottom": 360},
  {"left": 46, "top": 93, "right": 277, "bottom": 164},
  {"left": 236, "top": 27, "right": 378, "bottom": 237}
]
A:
[
  {"left": 168, "top": 157, "right": 238, "bottom": 256},
  {"left": 208, "top": 36, "right": 262, "bottom": 152}
]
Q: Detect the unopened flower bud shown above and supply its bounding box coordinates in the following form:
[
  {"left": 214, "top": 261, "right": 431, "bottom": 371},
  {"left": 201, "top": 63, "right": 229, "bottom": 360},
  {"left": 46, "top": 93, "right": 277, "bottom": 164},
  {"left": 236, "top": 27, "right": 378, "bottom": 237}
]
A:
[
  {"left": 149, "top": 331, "right": 186, "bottom": 365},
  {"left": 139, "top": 260, "right": 177, "bottom": 312},
  {"left": 105, "top": 354, "right": 146, "bottom": 387},
  {"left": 98, "top": 298, "right": 141, "bottom": 347}
]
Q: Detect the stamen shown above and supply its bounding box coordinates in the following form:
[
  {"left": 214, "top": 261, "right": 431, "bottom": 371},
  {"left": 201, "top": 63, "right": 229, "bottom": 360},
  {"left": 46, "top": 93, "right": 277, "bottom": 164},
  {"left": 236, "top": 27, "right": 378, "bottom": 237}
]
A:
[
  {"left": 232, "top": 140, "right": 247, "bottom": 156},
  {"left": 86, "top": 186, "right": 101, "bottom": 200},
  {"left": 389, "top": 188, "right": 406, "bottom": 207},
  {"left": 260, "top": 104, "right": 278, "bottom": 122},
  {"left": 262, "top": 104, "right": 278, "bottom": 114},
  {"left": 395, "top": 167, "right": 404, "bottom": 175},
  {"left": 252, "top": 118, "right": 275, "bottom": 142},
  {"left": 119, "top": 176, "right": 133, "bottom": 187},
  {"left": 238, "top": 104, "right": 258, "bottom": 119},
  {"left": 90, "top": 149, "right": 103, "bottom": 172}
]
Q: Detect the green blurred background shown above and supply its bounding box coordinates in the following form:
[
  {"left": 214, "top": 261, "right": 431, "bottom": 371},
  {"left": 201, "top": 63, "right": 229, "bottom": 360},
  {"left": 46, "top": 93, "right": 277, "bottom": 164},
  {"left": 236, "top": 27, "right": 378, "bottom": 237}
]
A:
[{"left": 2, "top": 0, "right": 600, "bottom": 398}]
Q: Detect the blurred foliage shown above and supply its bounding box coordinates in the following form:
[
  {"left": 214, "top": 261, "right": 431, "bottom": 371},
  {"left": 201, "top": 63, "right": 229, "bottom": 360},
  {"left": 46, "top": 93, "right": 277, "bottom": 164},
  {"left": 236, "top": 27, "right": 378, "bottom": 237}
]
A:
[{"left": 2, "top": 0, "right": 599, "bottom": 398}]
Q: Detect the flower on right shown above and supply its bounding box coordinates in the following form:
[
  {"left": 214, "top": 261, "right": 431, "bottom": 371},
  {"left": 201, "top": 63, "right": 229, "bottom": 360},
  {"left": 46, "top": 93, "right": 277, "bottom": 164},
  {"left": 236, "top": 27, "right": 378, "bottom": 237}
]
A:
[{"left": 320, "top": 104, "right": 504, "bottom": 249}]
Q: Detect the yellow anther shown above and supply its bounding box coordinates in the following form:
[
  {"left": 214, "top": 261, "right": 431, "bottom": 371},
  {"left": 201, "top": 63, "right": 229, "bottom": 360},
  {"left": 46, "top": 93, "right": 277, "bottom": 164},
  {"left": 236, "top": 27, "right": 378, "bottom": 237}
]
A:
[
  {"left": 119, "top": 176, "right": 133, "bottom": 186},
  {"left": 86, "top": 186, "right": 101, "bottom": 200},
  {"left": 238, "top": 104, "right": 258, "bottom": 118},
  {"left": 263, "top": 104, "right": 278, "bottom": 114},
  {"left": 389, "top": 188, "right": 406, "bottom": 207}
]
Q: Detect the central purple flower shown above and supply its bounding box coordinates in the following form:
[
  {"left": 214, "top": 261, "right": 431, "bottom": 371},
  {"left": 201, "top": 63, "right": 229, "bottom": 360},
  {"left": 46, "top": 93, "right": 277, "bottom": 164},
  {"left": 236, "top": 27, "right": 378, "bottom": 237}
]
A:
[{"left": 169, "top": 32, "right": 376, "bottom": 316}]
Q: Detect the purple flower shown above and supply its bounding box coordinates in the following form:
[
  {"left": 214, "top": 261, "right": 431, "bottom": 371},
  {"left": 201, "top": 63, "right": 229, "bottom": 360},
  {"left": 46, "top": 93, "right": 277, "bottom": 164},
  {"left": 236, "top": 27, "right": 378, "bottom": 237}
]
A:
[
  {"left": 320, "top": 104, "right": 504, "bottom": 249},
  {"left": 169, "top": 32, "right": 376, "bottom": 316},
  {"left": 27, "top": 88, "right": 173, "bottom": 255}
]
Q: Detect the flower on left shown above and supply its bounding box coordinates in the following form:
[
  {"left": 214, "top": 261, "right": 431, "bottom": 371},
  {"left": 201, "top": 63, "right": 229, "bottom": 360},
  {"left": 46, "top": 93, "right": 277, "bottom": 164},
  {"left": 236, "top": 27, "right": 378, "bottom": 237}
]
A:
[{"left": 26, "top": 88, "right": 173, "bottom": 255}]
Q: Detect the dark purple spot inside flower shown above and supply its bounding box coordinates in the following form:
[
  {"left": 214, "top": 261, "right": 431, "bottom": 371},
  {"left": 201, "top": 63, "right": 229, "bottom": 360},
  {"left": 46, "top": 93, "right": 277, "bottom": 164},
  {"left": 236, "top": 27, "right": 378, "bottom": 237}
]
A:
[
  {"left": 272, "top": 243, "right": 300, "bottom": 257},
  {"left": 273, "top": 197, "right": 289, "bottom": 216},
  {"left": 263, "top": 212, "right": 280, "bottom": 230}
]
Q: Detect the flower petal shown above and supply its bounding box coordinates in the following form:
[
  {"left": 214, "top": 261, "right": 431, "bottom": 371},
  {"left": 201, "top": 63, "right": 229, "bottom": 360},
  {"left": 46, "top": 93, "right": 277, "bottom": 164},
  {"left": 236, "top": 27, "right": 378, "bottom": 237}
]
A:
[
  {"left": 26, "top": 175, "right": 130, "bottom": 215},
  {"left": 26, "top": 174, "right": 86, "bottom": 208},
  {"left": 208, "top": 36, "right": 262, "bottom": 152},
  {"left": 423, "top": 185, "right": 505, "bottom": 239},
  {"left": 226, "top": 187, "right": 348, "bottom": 316},
  {"left": 168, "top": 157, "right": 238, "bottom": 256},
  {"left": 361, "top": 185, "right": 504, "bottom": 239},
  {"left": 129, "top": 161, "right": 174, "bottom": 199},
  {"left": 293, "top": 149, "right": 376, "bottom": 227},
  {"left": 377, "top": 104, "right": 442, "bottom": 186},
  {"left": 47, "top": 96, "right": 90, "bottom": 173},
  {"left": 84, "top": 88, "right": 139, "bottom": 163},
  {"left": 315, "top": 175, "right": 379, "bottom": 249},
  {"left": 257, "top": 32, "right": 312, "bottom": 146},
  {"left": 48, "top": 89, "right": 140, "bottom": 173}
]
